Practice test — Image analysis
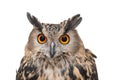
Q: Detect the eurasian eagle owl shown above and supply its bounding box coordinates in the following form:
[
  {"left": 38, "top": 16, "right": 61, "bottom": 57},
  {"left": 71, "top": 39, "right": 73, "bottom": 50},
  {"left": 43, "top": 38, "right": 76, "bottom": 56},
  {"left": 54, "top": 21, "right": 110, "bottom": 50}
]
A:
[{"left": 16, "top": 12, "right": 98, "bottom": 80}]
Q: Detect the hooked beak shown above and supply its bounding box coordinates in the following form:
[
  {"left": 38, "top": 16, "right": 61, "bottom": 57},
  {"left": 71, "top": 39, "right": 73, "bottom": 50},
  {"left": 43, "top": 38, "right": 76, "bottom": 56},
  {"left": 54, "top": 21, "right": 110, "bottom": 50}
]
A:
[{"left": 50, "top": 42, "right": 55, "bottom": 58}]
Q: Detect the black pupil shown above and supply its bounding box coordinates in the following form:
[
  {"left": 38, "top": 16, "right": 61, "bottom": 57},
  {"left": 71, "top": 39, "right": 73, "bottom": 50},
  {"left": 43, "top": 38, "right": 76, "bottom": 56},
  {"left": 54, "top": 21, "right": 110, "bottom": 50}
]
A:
[
  {"left": 40, "top": 35, "right": 45, "bottom": 41},
  {"left": 62, "top": 36, "right": 67, "bottom": 42}
]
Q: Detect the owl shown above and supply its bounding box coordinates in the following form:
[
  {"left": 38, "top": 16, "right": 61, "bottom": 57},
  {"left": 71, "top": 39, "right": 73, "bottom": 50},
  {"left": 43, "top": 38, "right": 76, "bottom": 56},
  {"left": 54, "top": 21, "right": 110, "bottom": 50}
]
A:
[{"left": 16, "top": 12, "right": 98, "bottom": 80}]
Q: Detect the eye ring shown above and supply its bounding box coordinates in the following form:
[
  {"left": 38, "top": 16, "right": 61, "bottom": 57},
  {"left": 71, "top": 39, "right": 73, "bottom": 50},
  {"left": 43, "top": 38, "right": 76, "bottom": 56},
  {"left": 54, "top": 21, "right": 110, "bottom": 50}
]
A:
[
  {"left": 37, "top": 34, "right": 47, "bottom": 44},
  {"left": 59, "top": 34, "right": 70, "bottom": 45}
]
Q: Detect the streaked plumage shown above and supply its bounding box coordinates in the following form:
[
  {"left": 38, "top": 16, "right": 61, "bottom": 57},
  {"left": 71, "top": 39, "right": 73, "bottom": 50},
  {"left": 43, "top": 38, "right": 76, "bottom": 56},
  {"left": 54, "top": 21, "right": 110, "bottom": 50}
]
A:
[{"left": 16, "top": 12, "right": 98, "bottom": 80}]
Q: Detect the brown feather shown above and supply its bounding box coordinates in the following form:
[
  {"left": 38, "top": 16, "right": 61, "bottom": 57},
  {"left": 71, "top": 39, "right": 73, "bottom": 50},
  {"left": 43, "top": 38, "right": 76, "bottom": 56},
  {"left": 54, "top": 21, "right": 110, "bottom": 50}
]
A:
[{"left": 16, "top": 13, "right": 98, "bottom": 80}]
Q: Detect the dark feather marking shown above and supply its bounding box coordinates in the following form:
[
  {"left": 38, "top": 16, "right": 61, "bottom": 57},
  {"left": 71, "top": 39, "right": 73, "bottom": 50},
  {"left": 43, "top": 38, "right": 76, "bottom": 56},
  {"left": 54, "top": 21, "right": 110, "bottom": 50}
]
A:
[
  {"left": 61, "top": 67, "right": 67, "bottom": 76},
  {"left": 90, "top": 65, "right": 99, "bottom": 80},
  {"left": 27, "top": 12, "right": 43, "bottom": 32},
  {"left": 29, "top": 74, "right": 39, "bottom": 80},
  {"left": 16, "top": 64, "right": 39, "bottom": 80},
  {"left": 85, "top": 49, "right": 97, "bottom": 58},
  {"left": 40, "top": 69, "right": 43, "bottom": 74},
  {"left": 46, "top": 77, "right": 49, "bottom": 80},
  {"left": 64, "top": 14, "right": 82, "bottom": 34},
  {"left": 75, "top": 64, "right": 88, "bottom": 79},
  {"left": 40, "top": 69, "right": 44, "bottom": 76},
  {"left": 16, "top": 65, "right": 24, "bottom": 80},
  {"left": 20, "top": 57, "right": 25, "bottom": 63},
  {"left": 64, "top": 20, "right": 71, "bottom": 34},
  {"left": 45, "top": 63, "right": 48, "bottom": 69},
  {"left": 17, "top": 61, "right": 26, "bottom": 74},
  {"left": 69, "top": 66, "right": 76, "bottom": 80},
  {"left": 24, "top": 65, "right": 37, "bottom": 77}
]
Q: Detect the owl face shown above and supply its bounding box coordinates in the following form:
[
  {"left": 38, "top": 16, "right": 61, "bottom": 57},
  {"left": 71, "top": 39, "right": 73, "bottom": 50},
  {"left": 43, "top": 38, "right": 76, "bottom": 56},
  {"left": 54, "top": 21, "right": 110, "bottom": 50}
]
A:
[{"left": 26, "top": 13, "right": 82, "bottom": 59}]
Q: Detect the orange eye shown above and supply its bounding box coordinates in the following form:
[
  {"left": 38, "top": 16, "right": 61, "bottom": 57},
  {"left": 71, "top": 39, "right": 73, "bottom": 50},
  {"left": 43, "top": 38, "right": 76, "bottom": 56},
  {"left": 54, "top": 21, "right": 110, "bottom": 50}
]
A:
[
  {"left": 37, "top": 34, "right": 47, "bottom": 44},
  {"left": 59, "top": 34, "right": 70, "bottom": 45}
]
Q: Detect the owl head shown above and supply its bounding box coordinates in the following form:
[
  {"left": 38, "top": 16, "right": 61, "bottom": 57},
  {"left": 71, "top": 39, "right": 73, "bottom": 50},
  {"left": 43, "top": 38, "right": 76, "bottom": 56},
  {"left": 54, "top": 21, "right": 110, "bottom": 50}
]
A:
[{"left": 25, "top": 12, "right": 83, "bottom": 59}]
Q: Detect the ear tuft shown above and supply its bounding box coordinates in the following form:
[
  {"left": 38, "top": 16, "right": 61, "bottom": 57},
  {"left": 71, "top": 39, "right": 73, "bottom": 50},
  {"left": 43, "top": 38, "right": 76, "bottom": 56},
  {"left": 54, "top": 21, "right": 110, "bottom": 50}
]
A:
[
  {"left": 64, "top": 14, "right": 82, "bottom": 33},
  {"left": 27, "top": 12, "right": 43, "bottom": 32}
]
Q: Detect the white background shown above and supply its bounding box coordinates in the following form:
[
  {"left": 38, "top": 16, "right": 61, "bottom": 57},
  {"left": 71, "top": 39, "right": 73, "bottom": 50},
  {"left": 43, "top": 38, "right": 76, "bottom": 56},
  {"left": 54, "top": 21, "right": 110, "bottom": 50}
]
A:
[{"left": 0, "top": 0, "right": 120, "bottom": 80}]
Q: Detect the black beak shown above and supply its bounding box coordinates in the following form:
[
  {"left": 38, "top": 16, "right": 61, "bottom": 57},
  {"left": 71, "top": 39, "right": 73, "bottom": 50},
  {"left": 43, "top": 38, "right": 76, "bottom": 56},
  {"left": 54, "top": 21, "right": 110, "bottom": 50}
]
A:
[{"left": 50, "top": 42, "right": 55, "bottom": 58}]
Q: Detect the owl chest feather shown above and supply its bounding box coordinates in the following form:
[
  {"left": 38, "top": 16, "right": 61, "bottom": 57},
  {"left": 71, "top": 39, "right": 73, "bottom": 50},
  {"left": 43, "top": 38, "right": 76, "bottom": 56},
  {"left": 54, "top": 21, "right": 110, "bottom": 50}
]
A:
[
  {"left": 38, "top": 62, "right": 85, "bottom": 80},
  {"left": 16, "top": 49, "right": 98, "bottom": 80},
  {"left": 17, "top": 55, "right": 92, "bottom": 80},
  {"left": 33, "top": 55, "right": 75, "bottom": 80}
]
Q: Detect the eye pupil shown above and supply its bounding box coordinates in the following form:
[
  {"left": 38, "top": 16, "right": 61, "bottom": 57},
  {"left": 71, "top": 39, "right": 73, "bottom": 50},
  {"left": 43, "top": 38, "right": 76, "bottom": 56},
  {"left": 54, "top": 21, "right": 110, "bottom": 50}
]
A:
[
  {"left": 62, "top": 37, "right": 67, "bottom": 42},
  {"left": 59, "top": 34, "right": 70, "bottom": 44},
  {"left": 37, "top": 34, "right": 47, "bottom": 44},
  {"left": 40, "top": 35, "right": 45, "bottom": 41}
]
